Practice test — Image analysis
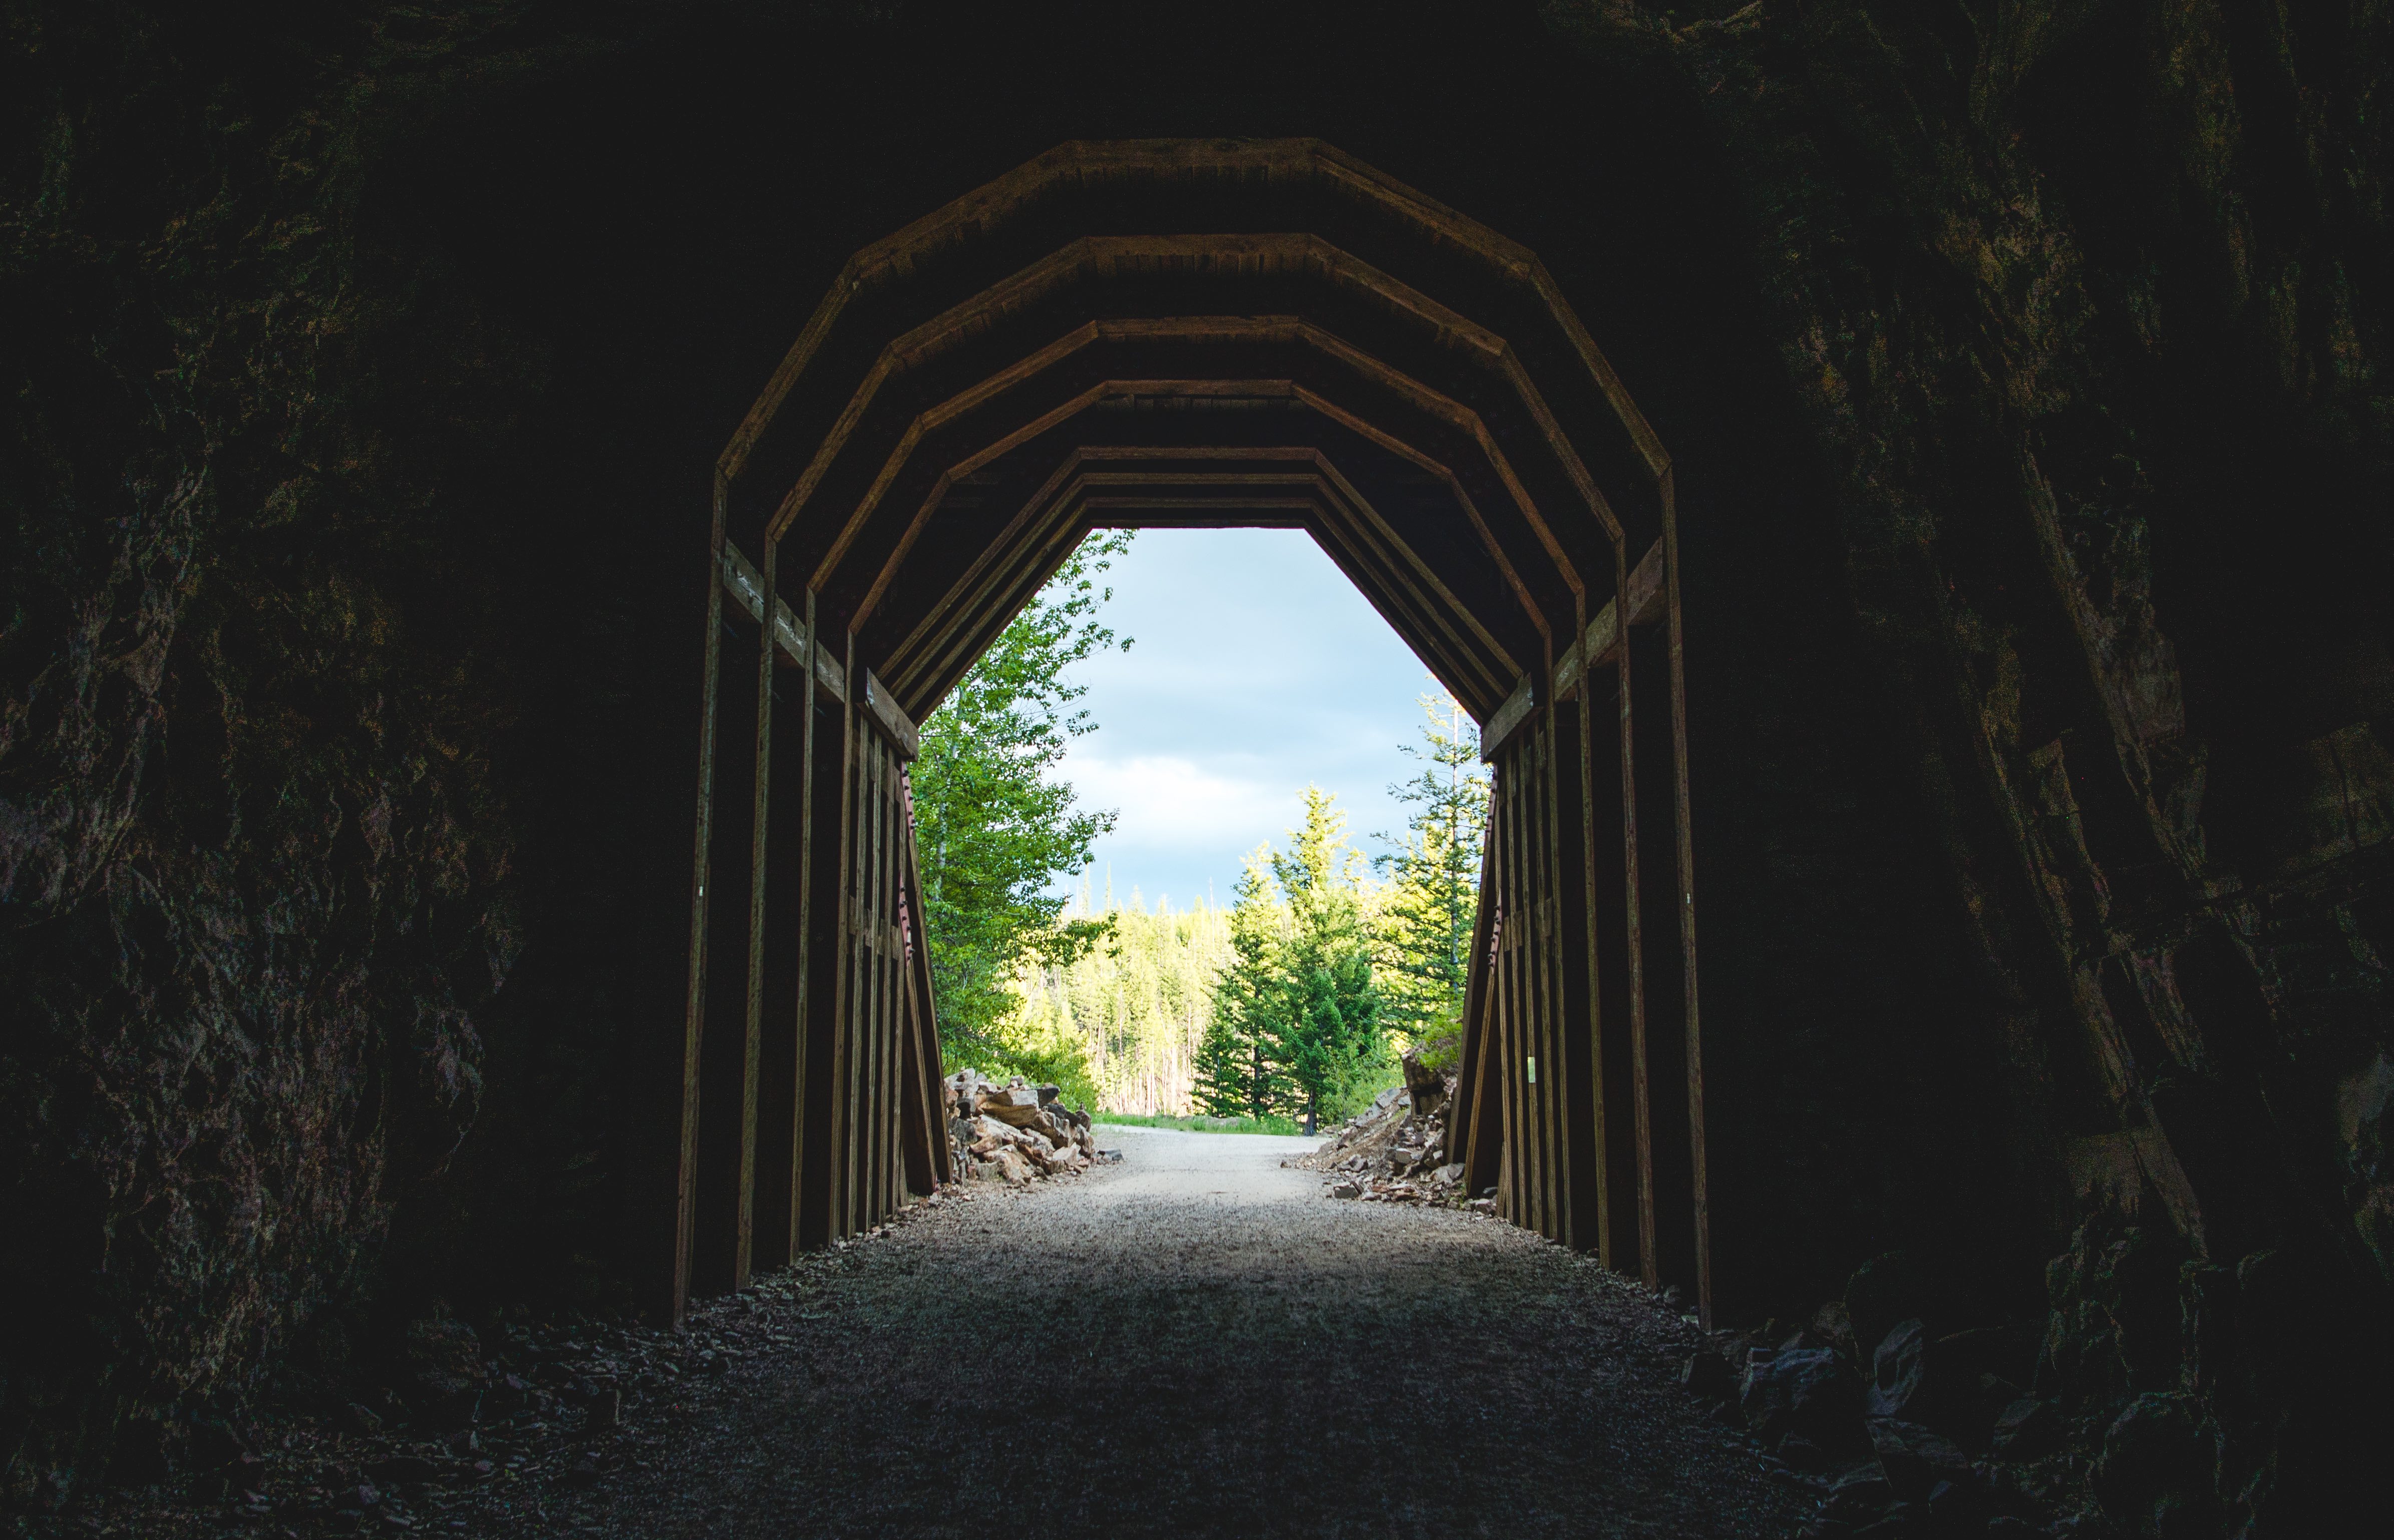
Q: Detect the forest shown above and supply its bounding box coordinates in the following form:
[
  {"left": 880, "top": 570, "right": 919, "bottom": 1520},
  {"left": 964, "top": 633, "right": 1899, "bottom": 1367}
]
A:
[{"left": 912, "top": 533, "right": 1490, "bottom": 1130}]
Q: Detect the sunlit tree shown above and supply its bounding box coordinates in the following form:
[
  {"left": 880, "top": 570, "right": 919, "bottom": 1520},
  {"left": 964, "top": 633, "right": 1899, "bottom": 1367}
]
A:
[
  {"left": 912, "top": 530, "right": 1133, "bottom": 1079},
  {"left": 1373, "top": 687, "right": 1488, "bottom": 1048}
]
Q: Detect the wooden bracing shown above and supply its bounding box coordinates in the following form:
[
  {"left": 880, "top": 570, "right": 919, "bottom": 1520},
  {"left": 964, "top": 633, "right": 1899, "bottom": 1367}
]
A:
[{"left": 663, "top": 139, "right": 1708, "bottom": 1328}]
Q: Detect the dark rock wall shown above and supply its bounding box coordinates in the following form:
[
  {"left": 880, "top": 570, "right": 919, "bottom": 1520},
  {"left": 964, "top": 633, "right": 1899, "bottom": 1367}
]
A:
[
  {"left": 2, "top": 0, "right": 2385, "bottom": 1526},
  {"left": 1561, "top": 0, "right": 2393, "bottom": 1525}
]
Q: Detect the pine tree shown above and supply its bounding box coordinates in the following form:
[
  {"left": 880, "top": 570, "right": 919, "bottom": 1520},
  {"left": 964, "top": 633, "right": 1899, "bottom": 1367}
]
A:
[
  {"left": 1264, "top": 788, "right": 1387, "bottom": 1134},
  {"left": 1374, "top": 688, "right": 1489, "bottom": 1046},
  {"left": 1194, "top": 852, "right": 1287, "bottom": 1117}
]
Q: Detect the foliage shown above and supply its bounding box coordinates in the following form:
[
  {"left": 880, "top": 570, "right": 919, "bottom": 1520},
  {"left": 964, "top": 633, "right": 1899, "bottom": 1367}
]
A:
[
  {"left": 1372, "top": 687, "right": 1489, "bottom": 1045},
  {"left": 1192, "top": 790, "right": 1390, "bottom": 1132},
  {"left": 1013, "top": 885, "right": 1233, "bottom": 1114},
  {"left": 1193, "top": 853, "right": 1294, "bottom": 1121},
  {"left": 912, "top": 531, "right": 1133, "bottom": 1081},
  {"left": 1090, "top": 1110, "right": 1301, "bottom": 1135},
  {"left": 1265, "top": 788, "right": 1389, "bottom": 1132}
]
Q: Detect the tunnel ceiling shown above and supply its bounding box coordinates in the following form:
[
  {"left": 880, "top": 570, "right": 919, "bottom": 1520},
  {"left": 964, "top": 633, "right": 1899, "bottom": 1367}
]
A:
[{"left": 717, "top": 139, "right": 1677, "bottom": 729}]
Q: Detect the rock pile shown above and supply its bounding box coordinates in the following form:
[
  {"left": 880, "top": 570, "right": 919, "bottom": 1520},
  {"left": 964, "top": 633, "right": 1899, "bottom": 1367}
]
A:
[
  {"left": 945, "top": 1071, "right": 1112, "bottom": 1184},
  {"left": 1293, "top": 1046, "right": 1471, "bottom": 1206},
  {"left": 1678, "top": 1257, "right": 2079, "bottom": 1537}
]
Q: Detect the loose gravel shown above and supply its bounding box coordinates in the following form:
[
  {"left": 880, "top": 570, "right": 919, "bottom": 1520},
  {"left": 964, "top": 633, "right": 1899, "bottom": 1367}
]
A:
[
  {"left": 501, "top": 1124, "right": 1805, "bottom": 1538},
  {"left": 68, "top": 1125, "right": 1810, "bottom": 1539}
]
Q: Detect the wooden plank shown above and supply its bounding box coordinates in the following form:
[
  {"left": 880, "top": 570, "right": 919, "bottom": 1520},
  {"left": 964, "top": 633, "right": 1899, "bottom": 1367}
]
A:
[
  {"left": 804, "top": 346, "right": 1581, "bottom": 660},
  {"left": 879, "top": 742, "right": 902, "bottom": 1218},
  {"left": 1576, "top": 659, "right": 1613, "bottom": 1269},
  {"left": 1659, "top": 479, "right": 1711, "bottom": 1326},
  {"left": 1528, "top": 733, "right": 1559, "bottom": 1241},
  {"left": 716, "top": 140, "right": 1670, "bottom": 498},
  {"left": 732, "top": 534, "right": 779, "bottom": 1289},
  {"left": 1555, "top": 537, "right": 1666, "bottom": 696},
  {"left": 1494, "top": 773, "right": 1522, "bottom": 1226},
  {"left": 1309, "top": 452, "right": 1523, "bottom": 690},
  {"left": 1617, "top": 554, "right": 1658, "bottom": 1289},
  {"left": 672, "top": 474, "right": 733, "bottom": 1325},
  {"left": 861, "top": 733, "right": 889, "bottom": 1231},
  {"left": 885, "top": 742, "right": 900, "bottom": 1221},
  {"left": 901, "top": 806, "right": 953, "bottom": 1185},
  {"left": 1503, "top": 744, "right": 1533, "bottom": 1234},
  {"left": 796, "top": 587, "right": 820, "bottom": 1245},
  {"left": 827, "top": 637, "right": 861, "bottom": 1240},
  {"left": 721, "top": 539, "right": 847, "bottom": 701},
  {"left": 1299, "top": 478, "right": 1510, "bottom": 713},
  {"left": 1481, "top": 675, "right": 1537, "bottom": 763},
  {"left": 1531, "top": 719, "right": 1567, "bottom": 1244},
  {"left": 862, "top": 670, "right": 919, "bottom": 761},
  {"left": 1452, "top": 833, "right": 1500, "bottom": 1196}
]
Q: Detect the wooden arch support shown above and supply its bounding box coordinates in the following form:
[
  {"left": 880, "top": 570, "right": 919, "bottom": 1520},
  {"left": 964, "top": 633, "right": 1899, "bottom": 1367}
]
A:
[{"left": 666, "top": 140, "right": 1708, "bottom": 1332}]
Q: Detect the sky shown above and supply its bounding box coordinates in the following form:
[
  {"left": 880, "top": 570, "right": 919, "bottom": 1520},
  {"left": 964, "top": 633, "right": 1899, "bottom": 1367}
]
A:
[{"left": 1046, "top": 527, "right": 1453, "bottom": 913}]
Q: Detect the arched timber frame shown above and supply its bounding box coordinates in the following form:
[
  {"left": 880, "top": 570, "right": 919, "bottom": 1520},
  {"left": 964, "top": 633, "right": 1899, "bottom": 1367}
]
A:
[{"left": 669, "top": 140, "right": 1709, "bottom": 1326}]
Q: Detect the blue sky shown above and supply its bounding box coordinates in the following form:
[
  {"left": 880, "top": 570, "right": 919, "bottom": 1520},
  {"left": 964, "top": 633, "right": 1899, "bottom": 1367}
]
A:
[{"left": 1046, "top": 527, "right": 1451, "bottom": 913}]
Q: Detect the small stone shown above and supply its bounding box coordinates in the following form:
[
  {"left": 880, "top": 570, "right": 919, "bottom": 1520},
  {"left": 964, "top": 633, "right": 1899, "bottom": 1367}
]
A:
[{"left": 1330, "top": 1181, "right": 1363, "bottom": 1199}]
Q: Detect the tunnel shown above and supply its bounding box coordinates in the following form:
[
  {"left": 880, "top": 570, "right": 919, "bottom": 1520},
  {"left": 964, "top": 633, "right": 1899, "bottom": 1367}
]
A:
[
  {"left": 5, "top": 2, "right": 2390, "bottom": 1532},
  {"left": 677, "top": 140, "right": 1715, "bottom": 1327}
]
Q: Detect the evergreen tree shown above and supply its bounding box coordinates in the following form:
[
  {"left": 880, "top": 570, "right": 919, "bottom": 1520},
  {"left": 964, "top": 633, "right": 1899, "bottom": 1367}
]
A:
[
  {"left": 1264, "top": 788, "right": 1387, "bottom": 1134},
  {"left": 1374, "top": 688, "right": 1489, "bottom": 1046},
  {"left": 1193, "top": 852, "right": 1287, "bottom": 1118}
]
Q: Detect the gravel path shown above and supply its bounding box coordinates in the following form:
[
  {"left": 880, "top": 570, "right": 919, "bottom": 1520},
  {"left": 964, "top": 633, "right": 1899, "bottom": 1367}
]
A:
[{"left": 502, "top": 1124, "right": 1806, "bottom": 1539}]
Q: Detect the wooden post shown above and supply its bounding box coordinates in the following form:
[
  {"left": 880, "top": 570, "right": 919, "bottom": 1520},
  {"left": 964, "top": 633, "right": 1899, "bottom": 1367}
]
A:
[
  {"left": 1618, "top": 549, "right": 1656, "bottom": 1289},
  {"left": 669, "top": 473, "right": 732, "bottom": 1325},
  {"left": 1661, "top": 470, "right": 1712, "bottom": 1326},
  {"left": 827, "top": 635, "right": 860, "bottom": 1240},
  {"left": 1455, "top": 838, "right": 1501, "bottom": 1198},
  {"left": 752, "top": 582, "right": 816, "bottom": 1272},
  {"left": 1572, "top": 582, "right": 1613, "bottom": 1268},
  {"left": 1536, "top": 712, "right": 1575, "bottom": 1248},
  {"left": 797, "top": 607, "right": 843, "bottom": 1252},
  {"left": 732, "top": 534, "right": 777, "bottom": 1287}
]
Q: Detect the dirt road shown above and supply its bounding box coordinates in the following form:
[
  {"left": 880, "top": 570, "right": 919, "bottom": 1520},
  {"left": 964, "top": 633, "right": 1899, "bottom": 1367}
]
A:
[{"left": 488, "top": 1123, "right": 1805, "bottom": 1539}]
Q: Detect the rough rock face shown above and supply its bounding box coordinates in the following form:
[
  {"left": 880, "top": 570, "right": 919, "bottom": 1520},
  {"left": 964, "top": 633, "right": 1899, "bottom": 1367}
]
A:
[
  {"left": 1579, "top": 2, "right": 2392, "bottom": 1526},
  {"left": 3, "top": 1, "right": 2387, "bottom": 1527}
]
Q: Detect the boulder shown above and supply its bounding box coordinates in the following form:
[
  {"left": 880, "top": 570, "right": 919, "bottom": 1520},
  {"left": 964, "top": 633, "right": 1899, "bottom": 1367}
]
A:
[
  {"left": 1401, "top": 1045, "right": 1448, "bottom": 1115},
  {"left": 1865, "top": 1418, "right": 1974, "bottom": 1502},
  {"left": 1809, "top": 1299, "right": 1856, "bottom": 1360},
  {"left": 1740, "top": 1347, "right": 1862, "bottom": 1451},
  {"left": 977, "top": 1084, "right": 1046, "bottom": 1127},
  {"left": 1844, "top": 1251, "right": 1929, "bottom": 1372},
  {"left": 1330, "top": 1181, "right": 1363, "bottom": 1199},
  {"left": 1866, "top": 1318, "right": 1930, "bottom": 1420}
]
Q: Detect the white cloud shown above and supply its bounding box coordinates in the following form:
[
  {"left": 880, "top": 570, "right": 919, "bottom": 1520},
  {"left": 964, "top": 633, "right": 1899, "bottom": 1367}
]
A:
[{"left": 1061, "top": 753, "right": 1292, "bottom": 852}]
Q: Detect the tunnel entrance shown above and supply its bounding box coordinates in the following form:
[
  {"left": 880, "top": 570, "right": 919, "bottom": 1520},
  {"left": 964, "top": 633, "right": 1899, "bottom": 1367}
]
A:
[{"left": 669, "top": 140, "right": 1709, "bottom": 1326}]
